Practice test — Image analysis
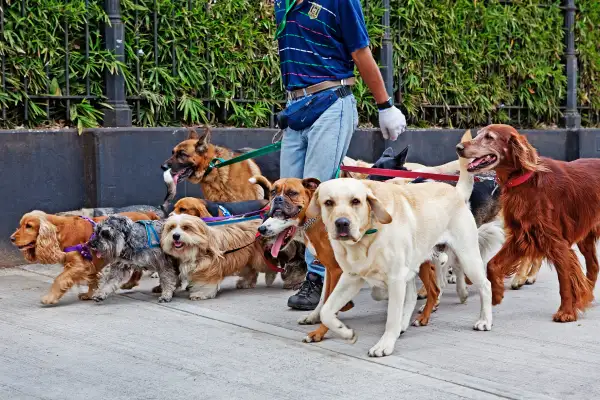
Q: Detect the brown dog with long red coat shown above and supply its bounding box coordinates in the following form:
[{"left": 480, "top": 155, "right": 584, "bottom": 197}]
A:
[{"left": 256, "top": 177, "right": 439, "bottom": 342}]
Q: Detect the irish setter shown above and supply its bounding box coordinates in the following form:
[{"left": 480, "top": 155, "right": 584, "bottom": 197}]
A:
[{"left": 456, "top": 124, "right": 597, "bottom": 322}]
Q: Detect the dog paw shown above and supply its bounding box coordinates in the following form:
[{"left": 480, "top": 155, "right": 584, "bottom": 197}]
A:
[
  {"left": 189, "top": 292, "right": 217, "bottom": 301},
  {"left": 158, "top": 296, "right": 172, "bottom": 303},
  {"left": 298, "top": 312, "right": 320, "bottom": 325},
  {"left": 553, "top": 310, "right": 577, "bottom": 323},
  {"left": 525, "top": 276, "right": 537, "bottom": 285},
  {"left": 150, "top": 272, "right": 159, "bottom": 279},
  {"left": 302, "top": 330, "right": 326, "bottom": 343},
  {"left": 41, "top": 294, "right": 59, "bottom": 305},
  {"left": 78, "top": 293, "right": 93, "bottom": 301},
  {"left": 510, "top": 276, "right": 526, "bottom": 290},
  {"left": 346, "top": 329, "right": 358, "bottom": 344},
  {"left": 458, "top": 290, "right": 469, "bottom": 304},
  {"left": 447, "top": 275, "right": 457, "bottom": 284},
  {"left": 120, "top": 282, "right": 138, "bottom": 290},
  {"left": 235, "top": 280, "right": 256, "bottom": 290},
  {"left": 368, "top": 336, "right": 395, "bottom": 357},
  {"left": 151, "top": 285, "right": 162, "bottom": 294},
  {"left": 91, "top": 294, "right": 107, "bottom": 303},
  {"left": 473, "top": 319, "right": 493, "bottom": 331}
]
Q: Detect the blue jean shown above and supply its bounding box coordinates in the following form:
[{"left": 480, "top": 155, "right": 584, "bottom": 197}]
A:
[{"left": 279, "top": 91, "right": 359, "bottom": 278}]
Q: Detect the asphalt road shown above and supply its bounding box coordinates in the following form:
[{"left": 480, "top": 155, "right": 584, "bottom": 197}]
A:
[{"left": 1, "top": 259, "right": 599, "bottom": 400}]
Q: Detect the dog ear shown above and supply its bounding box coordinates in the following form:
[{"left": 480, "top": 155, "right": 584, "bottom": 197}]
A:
[
  {"left": 195, "top": 127, "right": 211, "bottom": 154},
  {"left": 302, "top": 178, "right": 321, "bottom": 191},
  {"left": 509, "top": 132, "right": 545, "bottom": 172},
  {"left": 306, "top": 186, "right": 321, "bottom": 218},
  {"left": 366, "top": 190, "right": 392, "bottom": 224},
  {"left": 34, "top": 217, "right": 66, "bottom": 264},
  {"left": 187, "top": 128, "right": 199, "bottom": 140},
  {"left": 382, "top": 147, "right": 395, "bottom": 158},
  {"left": 395, "top": 146, "right": 409, "bottom": 167}
]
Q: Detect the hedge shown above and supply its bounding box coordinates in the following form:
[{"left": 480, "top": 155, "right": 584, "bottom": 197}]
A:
[{"left": 0, "top": 0, "right": 598, "bottom": 130}]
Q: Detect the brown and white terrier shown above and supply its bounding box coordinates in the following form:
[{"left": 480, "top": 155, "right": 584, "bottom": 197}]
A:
[
  {"left": 256, "top": 177, "right": 440, "bottom": 342},
  {"left": 162, "top": 127, "right": 264, "bottom": 202}
]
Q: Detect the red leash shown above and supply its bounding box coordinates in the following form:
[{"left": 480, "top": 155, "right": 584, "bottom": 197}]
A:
[{"left": 340, "top": 166, "right": 487, "bottom": 182}]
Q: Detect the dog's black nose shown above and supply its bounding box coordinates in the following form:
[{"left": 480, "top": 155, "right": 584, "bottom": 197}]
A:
[
  {"left": 273, "top": 196, "right": 284, "bottom": 205},
  {"left": 456, "top": 143, "right": 465, "bottom": 155},
  {"left": 335, "top": 218, "right": 351, "bottom": 230},
  {"left": 172, "top": 233, "right": 180, "bottom": 241},
  {"left": 10, "top": 236, "right": 15, "bottom": 243},
  {"left": 257, "top": 225, "right": 267, "bottom": 235},
  {"left": 161, "top": 163, "right": 170, "bottom": 171}
]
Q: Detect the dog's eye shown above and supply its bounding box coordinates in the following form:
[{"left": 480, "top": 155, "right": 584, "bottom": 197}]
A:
[
  {"left": 485, "top": 133, "right": 493, "bottom": 140},
  {"left": 351, "top": 198, "right": 361, "bottom": 206},
  {"left": 25, "top": 223, "right": 33, "bottom": 229},
  {"left": 287, "top": 190, "right": 298, "bottom": 197},
  {"left": 324, "top": 200, "right": 334, "bottom": 207},
  {"left": 181, "top": 225, "right": 189, "bottom": 231},
  {"left": 179, "top": 208, "right": 187, "bottom": 212},
  {"left": 178, "top": 151, "right": 188, "bottom": 158}
]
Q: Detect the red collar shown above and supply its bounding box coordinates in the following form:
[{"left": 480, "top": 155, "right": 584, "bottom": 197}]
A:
[{"left": 499, "top": 171, "right": 534, "bottom": 188}]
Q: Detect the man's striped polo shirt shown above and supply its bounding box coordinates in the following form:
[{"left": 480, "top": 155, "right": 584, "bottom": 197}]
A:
[{"left": 275, "top": 0, "right": 370, "bottom": 91}]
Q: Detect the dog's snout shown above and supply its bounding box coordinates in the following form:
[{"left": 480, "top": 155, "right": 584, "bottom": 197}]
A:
[
  {"left": 161, "top": 163, "right": 170, "bottom": 171},
  {"left": 456, "top": 143, "right": 465, "bottom": 155},
  {"left": 172, "top": 233, "right": 181, "bottom": 241},
  {"left": 273, "top": 196, "right": 284, "bottom": 205},
  {"left": 10, "top": 235, "right": 16, "bottom": 243},
  {"left": 335, "top": 218, "right": 351, "bottom": 230},
  {"left": 257, "top": 225, "right": 267, "bottom": 235}
]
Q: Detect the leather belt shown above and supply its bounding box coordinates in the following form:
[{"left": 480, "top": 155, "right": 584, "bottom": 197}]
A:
[{"left": 287, "top": 77, "right": 356, "bottom": 101}]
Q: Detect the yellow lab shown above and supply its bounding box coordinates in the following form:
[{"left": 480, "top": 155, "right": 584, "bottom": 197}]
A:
[{"left": 307, "top": 134, "right": 492, "bottom": 357}]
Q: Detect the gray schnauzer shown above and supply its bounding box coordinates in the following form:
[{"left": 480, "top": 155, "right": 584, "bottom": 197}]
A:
[{"left": 88, "top": 215, "right": 179, "bottom": 303}]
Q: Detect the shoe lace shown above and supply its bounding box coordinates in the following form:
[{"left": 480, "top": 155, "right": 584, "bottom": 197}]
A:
[{"left": 297, "top": 279, "right": 317, "bottom": 297}]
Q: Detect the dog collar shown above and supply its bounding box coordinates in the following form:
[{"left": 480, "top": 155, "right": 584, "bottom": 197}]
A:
[
  {"left": 64, "top": 216, "right": 97, "bottom": 261},
  {"left": 499, "top": 171, "right": 534, "bottom": 188},
  {"left": 301, "top": 217, "right": 318, "bottom": 231}
]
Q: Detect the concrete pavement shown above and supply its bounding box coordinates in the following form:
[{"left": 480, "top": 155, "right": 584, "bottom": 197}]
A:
[{"left": 1, "top": 262, "right": 599, "bottom": 400}]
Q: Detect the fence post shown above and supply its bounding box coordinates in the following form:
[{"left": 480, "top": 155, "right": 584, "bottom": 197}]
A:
[
  {"left": 103, "top": 0, "right": 132, "bottom": 127},
  {"left": 380, "top": 0, "right": 393, "bottom": 96},
  {"left": 564, "top": 0, "right": 580, "bottom": 129}
]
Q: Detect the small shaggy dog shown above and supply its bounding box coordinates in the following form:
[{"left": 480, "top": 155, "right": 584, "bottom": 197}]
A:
[
  {"left": 162, "top": 127, "right": 264, "bottom": 202},
  {"left": 161, "top": 214, "right": 272, "bottom": 300},
  {"left": 10, "top": 210, "right": 155, "bottom": 304},
  {"left": 174, "top": 194, "right": 307, "bottom": 290},
  {"left": 88, "top": 215, "right": 180, "bottom": 303},
  {"left": 457, "top": 124, "right": 599, "bottom": 322}
]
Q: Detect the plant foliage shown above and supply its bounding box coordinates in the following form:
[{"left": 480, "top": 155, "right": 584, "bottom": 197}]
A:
[{"left": 0, "top": 0, "right": 598, "bottom": 129}]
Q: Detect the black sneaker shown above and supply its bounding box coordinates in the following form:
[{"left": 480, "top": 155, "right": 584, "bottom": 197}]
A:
[{"left": 287, "top": 272, "right": 323, "bottom": 310}]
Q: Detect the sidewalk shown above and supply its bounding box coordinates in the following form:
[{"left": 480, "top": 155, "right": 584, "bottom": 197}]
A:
[{"left": 0, "top": 263, "right": 598, "bottom": 400}]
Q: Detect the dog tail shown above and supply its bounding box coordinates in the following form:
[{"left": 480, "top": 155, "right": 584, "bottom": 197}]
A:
[
  {"left": 477, "top": 218, "right": 505, "bottom": 266},
  {"left": 249, "top": 175, "right": 271, "bottom": 200},
  {"left": 456, "top": 129, "right": 474, "bottom": 202}
]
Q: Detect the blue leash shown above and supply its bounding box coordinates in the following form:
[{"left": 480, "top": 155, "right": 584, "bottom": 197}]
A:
[
  {"left": 206, "top": 215, "right": 263, "bottom": 226},
  {"left": 137, "top": 220, "right": 161, "bottom": 249}
]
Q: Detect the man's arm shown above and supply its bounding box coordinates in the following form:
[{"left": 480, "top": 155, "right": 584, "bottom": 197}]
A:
[
  {"left": 351, "top": 47, "right": 389, "bottom": 104},
  {"left": 351, "top": 46, "right": 407, "bottom": 140}
]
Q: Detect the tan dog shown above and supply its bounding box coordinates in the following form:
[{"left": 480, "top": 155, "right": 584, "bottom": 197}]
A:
[
  {"left": 307, "top": 155, "right": 492, "bottom": 357},
  {"left": 161, "top": 214, "right": 273, "bottom": 299},
  {"left": 10, "top": 211, "right": 158, "bottom": 304},
  {"left": 162, "top": 127, "right": 263, "bottom": 202}
]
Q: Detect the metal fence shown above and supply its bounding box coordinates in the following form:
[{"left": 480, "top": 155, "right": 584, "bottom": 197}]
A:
[{"left": 0, "top": 0, "right": 595, "bottom": 129}]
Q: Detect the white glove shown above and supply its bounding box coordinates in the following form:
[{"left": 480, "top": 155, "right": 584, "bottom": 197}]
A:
[{"left": 378, "top": 106, "right": 407, "bottom": 141}]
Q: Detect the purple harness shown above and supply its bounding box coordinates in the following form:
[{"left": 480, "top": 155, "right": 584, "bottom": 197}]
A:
[{"left": 63, "top": 216, "right": 97, "bottom": 261}]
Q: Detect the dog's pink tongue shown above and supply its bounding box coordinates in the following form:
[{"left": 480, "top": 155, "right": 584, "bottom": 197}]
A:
[{"left": 271, "top": 231, "right": 286, "bottom": 258}]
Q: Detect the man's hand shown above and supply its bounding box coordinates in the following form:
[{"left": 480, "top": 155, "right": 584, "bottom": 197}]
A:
[{"left": 379, "top": 106, "right": 406, "bottom": 141}]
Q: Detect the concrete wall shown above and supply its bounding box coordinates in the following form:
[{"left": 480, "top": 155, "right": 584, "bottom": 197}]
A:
[{"left": 0, "top": 126, "right": 594, "bottom": 267}]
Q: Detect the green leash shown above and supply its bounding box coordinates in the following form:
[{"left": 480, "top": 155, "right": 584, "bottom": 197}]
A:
[
  {"left": 365, "top": 229, "right": 378, "bottom": 235},
  {"left": 203, "top": 141, "right": 282, "bottom": 178},
  {"left": 275, "top": 0, "right": 296, "bottom": 39}
]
